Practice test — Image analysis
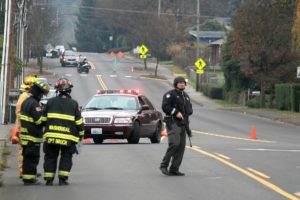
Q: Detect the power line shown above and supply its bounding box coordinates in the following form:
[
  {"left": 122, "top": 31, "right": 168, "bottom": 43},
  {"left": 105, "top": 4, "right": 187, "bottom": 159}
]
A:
[{"left": 34, "top": 2, "right": 217, "bottom": 19}]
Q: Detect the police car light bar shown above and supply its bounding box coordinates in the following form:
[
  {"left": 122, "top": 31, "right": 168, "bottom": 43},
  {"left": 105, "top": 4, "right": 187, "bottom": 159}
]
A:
[{"left": 96, "top": 89, "right": 140, "bottom": 95}]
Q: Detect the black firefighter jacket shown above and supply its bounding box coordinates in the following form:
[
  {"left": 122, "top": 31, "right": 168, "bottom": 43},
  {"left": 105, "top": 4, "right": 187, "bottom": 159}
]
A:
[
  {"left": 19, "top": 96, "right": 44, "bottom": 146},
  {"left": 40, "top": 94, "right": 84, "bottom": 146}
]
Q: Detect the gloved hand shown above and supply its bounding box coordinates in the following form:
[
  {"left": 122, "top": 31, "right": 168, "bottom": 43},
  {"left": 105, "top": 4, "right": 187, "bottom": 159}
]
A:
[{"left": 187, "top": 129, "right": 192, "bottom": 137}]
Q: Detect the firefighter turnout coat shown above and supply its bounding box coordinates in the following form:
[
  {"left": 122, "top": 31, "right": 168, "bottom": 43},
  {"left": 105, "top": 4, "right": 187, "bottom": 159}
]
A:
[{"left": 40, "top": 95, "right": 84, "bottom": 146}]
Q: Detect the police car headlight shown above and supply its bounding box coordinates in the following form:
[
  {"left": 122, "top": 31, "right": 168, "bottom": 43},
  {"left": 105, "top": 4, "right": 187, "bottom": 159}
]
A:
[{"left": 114, "top": 117, "right": 132, "bottom": 124}]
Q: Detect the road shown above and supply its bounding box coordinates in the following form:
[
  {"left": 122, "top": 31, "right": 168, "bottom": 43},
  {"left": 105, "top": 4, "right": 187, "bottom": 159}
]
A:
[{"left": 1, "top": 53, "right": 300, "bottom": 200}]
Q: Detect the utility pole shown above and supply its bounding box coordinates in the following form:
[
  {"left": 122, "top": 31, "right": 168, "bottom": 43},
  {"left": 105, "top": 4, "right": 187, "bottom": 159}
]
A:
[
  {"left": 158, "top": 0, "right": 161, "bottom": 17},
  {"left": 0, "top": 0, "right": 12, "bottom": 124},
  {"left": 195, "top": 0, "right": 200, "bottom": 92}
]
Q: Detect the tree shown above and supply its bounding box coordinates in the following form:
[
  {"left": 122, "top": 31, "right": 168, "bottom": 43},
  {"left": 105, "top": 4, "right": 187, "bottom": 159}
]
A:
[
  {"left": 232, "top": 0, "right": 297, "bottom": 107},
  {"left": 221, "top": 32, "right": 253, "bottom": 103},
  {"left": 201, "top": 19, "right": 225, "bottom": 31},
  {"left": 75, "top": 0, "right": 113, "bottom": 52},
  {"left": 292, "top": 0, "right": 300, "bottom": 53},
  {"left": 26, "top": 3, "right": 60, "bottom": 72}
]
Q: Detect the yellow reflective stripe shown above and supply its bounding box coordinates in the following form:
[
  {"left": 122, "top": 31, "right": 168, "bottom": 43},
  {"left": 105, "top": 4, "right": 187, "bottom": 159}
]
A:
[
  {"left": 79, "top": 130, "right": 84, "bottom": 136},
  {"left": 44, "top": 132, "right": 79, "bottom": 142},
  {"left": 48, "top": 113, "right": 75, "bottom": 121},
  {"left": 22, "top": 174, "right": 36, "bottom": 180},
  {"left": 21, "top": 127, "right": 28, "bottom": 133},
  {"left": 75, "top": 118, "right": 83, "bottom": 125},
  {"left": 20, "top": 115, "right": 34, "bottom": 122},
  {"left": 44, "top": 172, "right": 55, "bottom": 178},
  {"left": 59, "top": 170, "right": 70, "bottom": 177},
  {"left": 40, "top": 116, "right": 47, "bottom": 121},
  {"left": 36, "top": 116, "right": 47, "bottom": 125},
  {"left": 21, "top": 140, "right": 28, "bottom": 145},
  {"left": 20, "top": 135, "right": 43, "bottom": 143}
]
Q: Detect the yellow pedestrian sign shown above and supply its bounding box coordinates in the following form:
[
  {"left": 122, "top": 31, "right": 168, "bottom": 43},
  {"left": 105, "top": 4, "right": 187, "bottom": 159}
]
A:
[
  {"left": 194, "top": 58, "right": 206, "bottom": 69},
  {"left": 196, "top": 69, "right": 204, "bottom": 74},
  {"left": 140, "top": 54, "right": 147, "bottom": 59},
  {"left": 139, "top": 44, "right": 149, "bottom": 55}
]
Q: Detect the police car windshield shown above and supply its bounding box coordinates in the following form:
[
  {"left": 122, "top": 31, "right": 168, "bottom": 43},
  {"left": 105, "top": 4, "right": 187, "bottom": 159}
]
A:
[{"left": 84, "top": 95, "right": 137, "bottom": 110}]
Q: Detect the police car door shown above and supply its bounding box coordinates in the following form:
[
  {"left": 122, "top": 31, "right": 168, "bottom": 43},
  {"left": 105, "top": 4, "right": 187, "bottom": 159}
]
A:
[{"left": 137, "top": 96, "right": 152, "bottom": 136}]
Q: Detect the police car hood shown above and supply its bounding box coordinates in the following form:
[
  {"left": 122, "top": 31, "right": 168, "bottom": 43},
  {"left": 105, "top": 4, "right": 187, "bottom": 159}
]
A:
[{"left": 81, "top": 110, "right": 137, "bottom": 118}]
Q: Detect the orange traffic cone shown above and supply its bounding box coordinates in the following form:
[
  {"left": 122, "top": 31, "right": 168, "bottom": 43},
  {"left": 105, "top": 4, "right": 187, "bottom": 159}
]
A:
[
  {"left": 83, "top": 138, "right": 92, "bottom": 143},
  {"left": 161, "top": 131, "right": 168, "bottom": 137},
  {"left": 250, "top": 126, "right": 257, "bottom": 140}
]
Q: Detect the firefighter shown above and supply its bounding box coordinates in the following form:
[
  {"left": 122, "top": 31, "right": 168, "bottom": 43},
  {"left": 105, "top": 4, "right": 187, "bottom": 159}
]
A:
[
  {"left": 41, "top": 77, "right": 84, "bottom": 186},
  {"left": 159, "top": 76, "right": 193, "bottom": 176},
  {"left": 19, "top": 80, "right": 50, "bottom": 185},
  {"left": 14, "top": 74, "right": 37, "bottom": 178}
]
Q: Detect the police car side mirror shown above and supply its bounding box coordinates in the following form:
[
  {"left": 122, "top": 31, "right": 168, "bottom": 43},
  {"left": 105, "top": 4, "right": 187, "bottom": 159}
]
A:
[{"left": 141, "top": 105, "right": 149, "bottom": 111}]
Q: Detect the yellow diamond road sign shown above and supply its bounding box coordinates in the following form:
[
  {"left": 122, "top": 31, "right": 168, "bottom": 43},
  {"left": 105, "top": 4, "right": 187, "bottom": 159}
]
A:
[
  {"left": 139, "top": 44, "right": 149, "bottom": 55},
  {"left": 195, "top": 58, "right": 206, "bottom": 69},
  {"left": 140, "top": 54, "right": 147, "bottom": 59}
]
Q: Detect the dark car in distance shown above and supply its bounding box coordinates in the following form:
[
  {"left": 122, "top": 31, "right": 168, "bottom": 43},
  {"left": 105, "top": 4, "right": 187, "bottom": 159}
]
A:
[{"left": 81, "top": 90, "right": 163, "bottom": 144}]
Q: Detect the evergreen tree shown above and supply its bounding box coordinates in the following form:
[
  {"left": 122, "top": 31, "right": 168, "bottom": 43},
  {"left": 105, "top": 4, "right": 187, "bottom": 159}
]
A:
[{"left": 75, "top": 0, "right": 112, "bottom": 52}]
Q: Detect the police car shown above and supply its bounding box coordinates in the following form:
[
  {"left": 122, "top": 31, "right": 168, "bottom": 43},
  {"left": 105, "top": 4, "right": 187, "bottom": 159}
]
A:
[{"left": 81, "top": 89, "right": 163, "bottom": 144}]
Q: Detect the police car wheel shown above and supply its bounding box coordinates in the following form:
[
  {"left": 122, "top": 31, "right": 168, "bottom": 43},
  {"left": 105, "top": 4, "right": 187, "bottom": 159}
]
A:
[
  {"left": 93, "top": 138, "right": 104, "bottom": 144},
  {"left": 127, "top": 121, "right": 140, "bottom": 144},
  {"left": 150, "top": 122, "right": 162, "bottom": 143}
]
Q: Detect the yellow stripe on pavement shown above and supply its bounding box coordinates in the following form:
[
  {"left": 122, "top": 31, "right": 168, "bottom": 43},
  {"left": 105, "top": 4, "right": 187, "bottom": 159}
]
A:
[
  {"left": 96, "top": 75, "right": 108, "bottom": 90},
  {"left": 247, "top": 168, "right": 270, "bottom": 179},
  {"left": 215, "top": 153, "right": 230, "bottom": 160},
  {"left": 192, "top": 130, "right": 274, "bottom": 143},
  {"left": 294, "top": 192, "right": 300, "bottom": 197},
  {"left": 89, "top": 61, "right": 96, "bottom": 70},
  {"left": 188, "top": 146, "right": 299, "bottom": 200}
]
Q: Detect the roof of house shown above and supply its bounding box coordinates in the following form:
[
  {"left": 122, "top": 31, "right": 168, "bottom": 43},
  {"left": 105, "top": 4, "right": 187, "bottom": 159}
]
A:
[
  {"left": 189, "top": 31, "right": 226, "bottom": 39},
  {"left": 209, "top": 38, "right": 225, "bottom": 45}
]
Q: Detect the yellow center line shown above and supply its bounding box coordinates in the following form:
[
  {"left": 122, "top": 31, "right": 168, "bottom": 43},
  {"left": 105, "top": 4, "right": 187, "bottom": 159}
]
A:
[
  {"left": 96, "top": 75, "right": 108, "bottom": 90},
  {"left": 192, "top": 130, "right": 274, "bottom": 143},
  {"left": 215, "top": 153, "right": 230, "bottom": 160},
  {"left": 188, "top": 145, "right": 299, "bottom": 200},
  {"left": 295, "top": 192, "right": 300, "bottom": 197},
  {"left": 89, "top": 61, "right": 96, "bottom": 70},
  {"left": 247, "top": 168, "right": 270, "bottom": 179}
]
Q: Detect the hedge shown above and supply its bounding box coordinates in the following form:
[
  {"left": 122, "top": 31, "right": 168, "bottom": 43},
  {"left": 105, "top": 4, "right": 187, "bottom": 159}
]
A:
[
  {"left": 202, "top": 84, "right": 224, "bottom": 99},
  {"left": 275, "top": 83, "right": 300, "bottom": 112}
]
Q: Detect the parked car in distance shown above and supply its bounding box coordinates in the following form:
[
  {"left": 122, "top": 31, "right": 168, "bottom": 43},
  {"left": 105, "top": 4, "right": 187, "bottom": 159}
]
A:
[
  {"left": 60, "top": 50, "right": 80, "bottom": 67},
  {"left": 81, "top": 89, "right": 163, "bottom": 144}
]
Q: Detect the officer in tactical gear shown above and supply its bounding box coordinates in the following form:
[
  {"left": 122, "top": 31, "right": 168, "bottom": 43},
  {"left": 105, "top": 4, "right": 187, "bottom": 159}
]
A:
[
  {"left": 40, "top": 77, "right": 84, "bottom": 186},
  {"left": 159, "top": 76, "right": 193, "bottom": 176},
  {"left": 19, "top": 80, "right": 50, "bottom": 185}
]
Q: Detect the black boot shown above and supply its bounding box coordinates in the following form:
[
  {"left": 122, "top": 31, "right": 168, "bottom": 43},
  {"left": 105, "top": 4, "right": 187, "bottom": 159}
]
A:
[
  {"left": 159, "top": 167, "right": 169, "bottom": 175},
  {"left": 45, "top": 180, "right": 53, "bottom": 186},
  {"left": 168, "top": 171, "right": 185, "bottom": 176},
  {"left": 23, "top": 179, "right": 41, "bottom": 186},
  {"left": 59, "top": 179, "right": 69, "bottom": 186}
]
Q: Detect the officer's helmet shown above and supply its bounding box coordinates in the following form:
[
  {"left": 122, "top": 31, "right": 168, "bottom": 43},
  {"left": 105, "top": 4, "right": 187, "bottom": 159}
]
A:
[
  {"left": 21, "top": 74, "right": 37, "bottom": 90},
  {"left": 34, "top": 80, "right": 50, "bottom": 95},
  {"left": 55, "top": 77, "right": 73, "bottom": 93},
  {"left": 173, "top": 76, "right": 186, "bottom": 88}
]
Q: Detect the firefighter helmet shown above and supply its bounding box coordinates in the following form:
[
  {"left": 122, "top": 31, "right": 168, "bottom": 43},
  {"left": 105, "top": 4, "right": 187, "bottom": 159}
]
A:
[
  {"left": 173, "top": 76, "right": 186, "bottom": 88},
  {"left": 34, "top": 80, "right": 50, "bottom": 94},
  {"left": 55, "top": 77, "right": 73, "bottom": 92},
  {"left": 21, "top": 74, "right": 37, "bottom": 89}
]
